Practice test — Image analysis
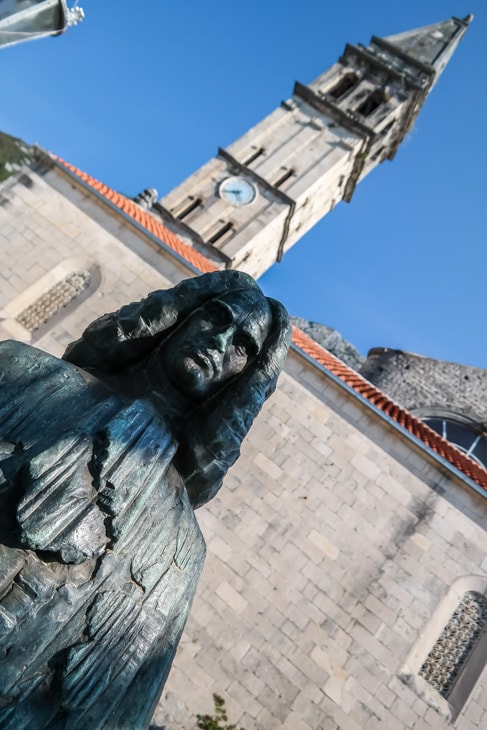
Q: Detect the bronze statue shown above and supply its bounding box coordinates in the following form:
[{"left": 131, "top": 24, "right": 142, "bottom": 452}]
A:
[{"left": 0, "top": 271, "right": 290, "bottom": 729}]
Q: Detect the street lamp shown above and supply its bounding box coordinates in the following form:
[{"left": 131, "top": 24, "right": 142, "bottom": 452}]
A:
[{"left": 0, "top": 0, "right": 84, "bottom": 48}]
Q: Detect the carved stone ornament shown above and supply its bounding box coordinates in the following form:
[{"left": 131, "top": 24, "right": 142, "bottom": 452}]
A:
[{"left": 0, "top": 270, "right": 290, "bottom": 729}]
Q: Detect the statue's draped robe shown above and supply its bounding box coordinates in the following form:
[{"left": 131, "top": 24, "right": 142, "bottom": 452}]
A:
[{"left": 0, "top": 341, "right": 205, "bottom": 730}]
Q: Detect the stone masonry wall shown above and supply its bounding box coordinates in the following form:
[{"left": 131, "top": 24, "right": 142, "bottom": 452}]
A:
[
  {"left": 360, "top": 349, "right": 487, "bottom": 424},
  {"left": 1, "top": 167, "right": 487, "bottom": 729},
  {"left": 0, "top": 164, "right": 191, "bottom": 354},
  {"left": 157, "top": 350, "right": 487, "bottom": 730}
]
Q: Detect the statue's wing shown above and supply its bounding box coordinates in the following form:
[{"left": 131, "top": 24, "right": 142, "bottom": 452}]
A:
[
  {"left": 0, "top": 342, "right": 209, "bottom": 728},
  {"left": 0, "top": 508, "right": 204, "bottom": 730}
]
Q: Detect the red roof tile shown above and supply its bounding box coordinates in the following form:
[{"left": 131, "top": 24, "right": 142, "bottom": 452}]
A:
[
  {"left": 53, "top": 157, "right": 218, "bottom": 275},
  {"left": 49, "top": 155, "right": 487, "bottom": 495},
  {"left": 292, "top": 325, "right": 487, "bottom": 494}
]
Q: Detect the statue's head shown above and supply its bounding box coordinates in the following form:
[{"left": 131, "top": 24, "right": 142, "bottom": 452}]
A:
[
  {"left": 159, "top": 287, "right": 272, "bottom": 400},
  {"left": 63, "top": 270, "right": 291, "bottom": 508}
]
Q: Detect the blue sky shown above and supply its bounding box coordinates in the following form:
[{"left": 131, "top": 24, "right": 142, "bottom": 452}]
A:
[{"left": 2, "top": 2, "right": 486, "bottom": 368}]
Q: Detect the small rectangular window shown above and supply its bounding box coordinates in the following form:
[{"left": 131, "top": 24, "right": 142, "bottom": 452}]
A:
[
  {"left": 205, "top": 221, "right": 234, "bottom": 246},
  {"left": 273, "top": 168, "right": 295, "bottom": 190},
  {"left": 243, "top": 147, "right": 265, "bottom": 166},
  {"left": 327, "top": 72, "right": 359, "bottom": 100},
  {"left": 173, "top": 196, "right": 202, "bottom": 221},
  {"left": 380, "top": 119, "right": 395, "bottom": 136},
  {"left": 356, "top": 89, "right": 387, "bottom": 118},
  {"left": 370, "top": 146, "right": 385, "bottom": 162}
]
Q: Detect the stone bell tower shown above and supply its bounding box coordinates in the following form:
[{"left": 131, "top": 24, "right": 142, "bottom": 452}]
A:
[{"left": 154, "top": 15, "right": 471, "bottom": 279}]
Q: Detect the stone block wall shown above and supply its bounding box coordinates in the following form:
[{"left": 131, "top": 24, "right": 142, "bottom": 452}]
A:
[
  {"left": 0, "top": 164, "right": 191, "bottom": 355},
  {"left": 157, "top": 351, "right": 487, "bottom": 729},
  {"left": 360, "top": 349, "right": 487, "bottom": 424},
  {"left": 1, "top": 166, "right": 487, "bottom": 729}
]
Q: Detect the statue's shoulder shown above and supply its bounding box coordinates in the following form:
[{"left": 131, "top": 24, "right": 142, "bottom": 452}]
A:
[
  {"left": 0, "top": 340, "right": 122, "bottom": 446},
  {"left": 0, "top": 340, "right": 78, "bottom": 383},
  {"left": 0, "top": 339, "right": 56, "bottom": 360}
]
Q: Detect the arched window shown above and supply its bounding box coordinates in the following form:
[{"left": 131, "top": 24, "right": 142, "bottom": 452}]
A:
[
  {"left": 423, "top": 417, "right": 487, "bottom": 468},
  {"left": 419, "top": 591, "right": 487, "bottom": 699}
]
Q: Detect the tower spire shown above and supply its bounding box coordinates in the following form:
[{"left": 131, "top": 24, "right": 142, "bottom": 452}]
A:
[
  {"left": 155, "top": 16, "right": 471, "bottom": 279},
  {"left": 376, "top": 15, "right": 472, "bottom": 89}
]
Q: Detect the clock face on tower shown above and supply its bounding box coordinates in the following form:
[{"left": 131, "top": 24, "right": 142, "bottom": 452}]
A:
[{"left": 219, "top": 176, "right": 256, "bottom": 206}]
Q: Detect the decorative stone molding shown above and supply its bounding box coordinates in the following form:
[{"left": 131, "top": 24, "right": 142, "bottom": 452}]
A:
[
  {"left": 17, "top": 270, "right": 91, "bottom": 333},
  {"left": 401, "top": 576, "right": 487, "bottom": 720},
  {"left": 0, "top": 259, "right": 98, "bottom": 342},
  {"left": 419, "top": 591, "right": 487, "bottom": 696}
]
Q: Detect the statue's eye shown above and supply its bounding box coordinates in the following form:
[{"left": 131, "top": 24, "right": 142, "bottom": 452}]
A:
[
  {"left": 205, "top": 301, "right": 234, "bottom": 326},
  {"left": 234, "top": 334, "right": 256, "bottom": 358}
]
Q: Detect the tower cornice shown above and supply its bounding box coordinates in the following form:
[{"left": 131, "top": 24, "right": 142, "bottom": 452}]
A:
[
  {"left": 340, "top": 44, "right": 424, "bottom": 91},
  {"left": 293, "top": 81, "right": 375, "bottom": 140},
  {"left": 372, "top": 36, "right": 435, "bottom": 76}
]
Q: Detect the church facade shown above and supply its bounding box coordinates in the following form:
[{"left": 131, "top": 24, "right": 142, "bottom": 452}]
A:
[{"left": 1, "top": 15, "right": 486, "bottom": 730}]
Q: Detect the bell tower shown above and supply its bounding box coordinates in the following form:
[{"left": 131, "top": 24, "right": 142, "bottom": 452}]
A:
[{"left": 154, "top": 15, "right": 471, "bottom": 279}]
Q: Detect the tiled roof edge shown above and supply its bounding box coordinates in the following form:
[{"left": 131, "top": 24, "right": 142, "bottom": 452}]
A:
[
  {"left": 291, "top": 325, "right": 487, "bottom": 495},
  {"left": 35, "top": 152, "right": 487, "bottom": 494},
  {"left": 50, "top": 154, "right": 218, "bottom": 275}
]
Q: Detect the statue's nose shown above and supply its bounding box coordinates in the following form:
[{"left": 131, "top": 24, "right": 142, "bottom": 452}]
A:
[{"left": 213, "top": 324, "right": 235, "bottom": 352}]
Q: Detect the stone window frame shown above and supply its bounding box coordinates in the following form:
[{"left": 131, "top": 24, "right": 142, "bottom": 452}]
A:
[
  {"left": 203, "top": 220, "right": 235, "bottom": 248},
  {"left": 242, "top": 146, "right": 266, "bottom": 167},
  {"left": 355, "top": 88, "right": 389, "bottom": 117},
  {"left": 325, "top": 71, "right": 360, "bottom": 100},
  {"left": 401, "top": 576, "right": 487, "bottom": 721},
  {"left": 17, "top": 271, "right": 91, "bottom": 333},
  {"left": 0, "top": 258, "right": 100, "bottom": 343},
  {"left": 419, "top": 591, "right": 487, "bottom": 697},
  {"left": 172, "top": 195, "right": 203, "bottom": 222},
  {"left": 272, "top": 167, "right": 295, "bottom": 191}
]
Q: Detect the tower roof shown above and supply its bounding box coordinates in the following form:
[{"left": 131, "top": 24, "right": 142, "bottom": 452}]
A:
[{"left": 378, "top": 15, "right": 472, "bottom": 86}]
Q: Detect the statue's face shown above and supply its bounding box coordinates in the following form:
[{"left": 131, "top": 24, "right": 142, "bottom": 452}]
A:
[{"left": 161, "top": 289, "right": 271, "bottom": 399}]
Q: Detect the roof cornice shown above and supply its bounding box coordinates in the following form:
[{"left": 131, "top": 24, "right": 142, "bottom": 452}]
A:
[{"left": 32, "top": 149, "right": 487, "bottom": 497}]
